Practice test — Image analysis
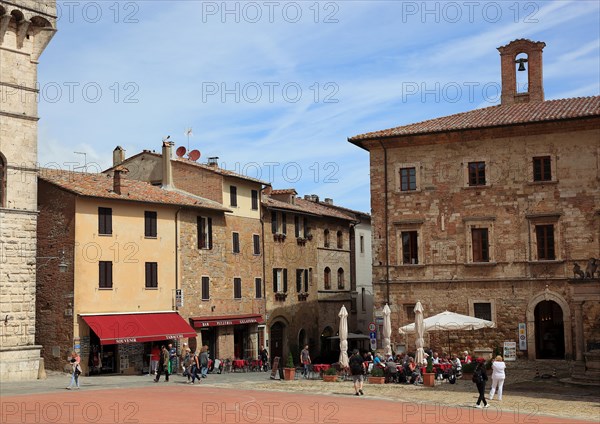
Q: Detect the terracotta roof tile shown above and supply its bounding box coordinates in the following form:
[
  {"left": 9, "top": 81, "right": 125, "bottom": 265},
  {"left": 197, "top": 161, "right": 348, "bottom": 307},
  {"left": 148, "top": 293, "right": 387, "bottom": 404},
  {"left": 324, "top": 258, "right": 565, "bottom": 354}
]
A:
[
  {"left": 271, "top": 189, "right": 298, "bottom": 195},
  {"left": 349, "top": 96, "right": 600, "bottom": 142},
  {"left": 262, "top": 195, "right": 356, "bottom": 221},
  {"left": 39, "top": 169, "right": 230, "bottom": 212}
]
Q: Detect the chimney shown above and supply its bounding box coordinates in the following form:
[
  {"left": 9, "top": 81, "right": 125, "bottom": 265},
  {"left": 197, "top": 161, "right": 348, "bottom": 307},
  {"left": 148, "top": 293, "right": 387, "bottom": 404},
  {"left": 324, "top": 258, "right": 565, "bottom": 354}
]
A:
[
  {"left": 304, "top": 194, "right": 319, "bottom": 202},
  {"left": 207, "top": 157, "right": 219, "bottom": 167},
  {"left": 113, "top": 166, "right": 128, "bottom": 195},
  {"left": 498, "top": 39, "right": 546, "bottom": 105},
  {"left": 324, "top": 198, "right": 333, "bottom": 205},
  {"left": 113, "top": 146, "right": 125, "bottom": 166},
  {"left": 162, "top": 141, "right": 174, "bottom": 189}
]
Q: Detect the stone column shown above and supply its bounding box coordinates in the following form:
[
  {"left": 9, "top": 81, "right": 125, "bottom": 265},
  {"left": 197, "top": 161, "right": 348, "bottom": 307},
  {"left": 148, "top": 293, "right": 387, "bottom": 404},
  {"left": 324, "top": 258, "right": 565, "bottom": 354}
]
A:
[{"left": 573, "top": 302, "right": 584, "bottom": 361}]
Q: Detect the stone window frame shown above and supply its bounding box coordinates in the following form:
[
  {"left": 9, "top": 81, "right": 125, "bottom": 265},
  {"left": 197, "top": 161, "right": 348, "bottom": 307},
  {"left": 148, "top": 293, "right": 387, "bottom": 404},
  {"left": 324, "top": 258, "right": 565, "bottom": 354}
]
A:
[
  {"left": 463, "top": 217, "right": 496, "bottom": 264},
  {"left": 462, "top": 157, "right": 491, "bottom": 188},
  {"left": 468, "top": 299, "right": 496, "bottom": 324},
  {"left": 232, "top": 231, "right": 240, "bottom": 254},
  {"left": 201, "top": 276, "right": 210, "bottom": 300},
  {"left": 394, "top": 162, "right": 422, "bottom": 193},
  {"left": 233, "top": 277, "right": 242, "bottom": 299},
  {"left": 526, "top": 213, "right": 562, "bottom": 262},
  {"left": 529, "top": 153, "right": 558, "bottom": 184},
  {"left": 394, "top": 220, "right": 424, "bottom": 266},
  {"left": 336, "top": 230, "right": 343, "bottom": 249},
  {"left": 252, "top": 234, "right": 261, "bottom": 255},
  {"left": 337, "top": 267, "right": 345, "bottom": 290},
  {"left": 254, "top": 277, "right": 262, "bottom": 299}
]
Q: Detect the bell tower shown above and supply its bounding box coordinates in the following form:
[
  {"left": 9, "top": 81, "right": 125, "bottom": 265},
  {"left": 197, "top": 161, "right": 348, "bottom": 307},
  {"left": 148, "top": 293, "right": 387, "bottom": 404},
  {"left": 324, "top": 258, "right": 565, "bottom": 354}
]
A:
[
  {"left": 498, "top": 39, "right": 546, "bottom": 105},
  {"left": 0, "top": 0, "right": 56, "bottom": 381}
]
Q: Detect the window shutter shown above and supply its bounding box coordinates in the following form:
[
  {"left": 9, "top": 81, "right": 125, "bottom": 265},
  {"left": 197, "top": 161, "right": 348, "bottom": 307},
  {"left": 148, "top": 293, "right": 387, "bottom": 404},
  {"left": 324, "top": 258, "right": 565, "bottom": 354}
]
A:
[
  {"left": 145, "top": 262, "right": 150, "bottom": 287},
  {"left": 99, "top": 262, "right": 105, "bottom": 287},
  {"left": 303, "top": 218, "right": 308, "bottom": 238},
  {"left": 294, "top": 216, "right": 300, "bottom": 238},
  {"left": 273, "top": 269, "right": 278, "bottom": 293},
  {"left": 472, "top": 229, "right": 482, "bottom": 262},
  {"left": 106, "top": 209, "right": 112, "bottom": 234},
  {"left": 283, "top": 268, "right": 288, "bottom": 292},
  {"left": 296, "top": 269, "right": 302, "bottom": 292},
  {"left": 207, "top": 218, "right": 213, "bottom": 249},
  {"left": 255, "top": 278, "right": 261, "bottom": 299},
  {"left": 281, "top": 213, "right": 287, "bottom": 235},
  {"left": 271, "top": 211, "right": 277, "bottom": 234},
  {"left": 107, "top": 262, "right": 113, "bottom": 287},
  {"left": 304, "top": 269, "right": 309, "bottom": 292}
]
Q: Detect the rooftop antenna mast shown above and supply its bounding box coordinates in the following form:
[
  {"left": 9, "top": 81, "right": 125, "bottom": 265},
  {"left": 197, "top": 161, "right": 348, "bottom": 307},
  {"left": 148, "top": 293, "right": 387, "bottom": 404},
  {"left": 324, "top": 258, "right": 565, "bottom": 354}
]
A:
[
  {"left": 73, "top": 152, "right": 87, "bottom": 171},
  {"left": 185, "top": 128, "right": 193, "bottom": 151}
]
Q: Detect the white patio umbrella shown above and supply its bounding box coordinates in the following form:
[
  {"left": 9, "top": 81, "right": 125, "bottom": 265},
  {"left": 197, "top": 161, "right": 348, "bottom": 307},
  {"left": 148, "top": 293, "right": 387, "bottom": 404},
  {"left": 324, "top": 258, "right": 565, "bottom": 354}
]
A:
[
  {"left": 382, "top": 304, "right": 392, "bottom": 357},
  {"left": 338, "top": 305, "right": 349, "bottom": 368},
  {"left": 399, "top": 310, "right": 496, "bottom": 353},
  {"left": 414, "top": 302, "right": 425, "bottom": 366}
]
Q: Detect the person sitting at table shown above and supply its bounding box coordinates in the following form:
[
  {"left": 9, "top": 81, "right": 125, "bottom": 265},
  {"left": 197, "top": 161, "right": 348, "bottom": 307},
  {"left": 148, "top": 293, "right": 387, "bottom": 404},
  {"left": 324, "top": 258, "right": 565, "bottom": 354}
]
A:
[
  {"left": 384, "top": 358, "right": 399, "bottom": 383},
  {"left": 432, "top": 352, "right": 440, "bottom": 365},
  {"left": 373, "top": 353, "right": 383, "bottom": 368},
  {"left": 462, "top": 350, "right": 472, "bottom": 364},
  {"left": 442, "top": 353, "right": 452, "bottom": 364},
  {"left": 407, "top": 357, "right": 420, "bottom": 384}
]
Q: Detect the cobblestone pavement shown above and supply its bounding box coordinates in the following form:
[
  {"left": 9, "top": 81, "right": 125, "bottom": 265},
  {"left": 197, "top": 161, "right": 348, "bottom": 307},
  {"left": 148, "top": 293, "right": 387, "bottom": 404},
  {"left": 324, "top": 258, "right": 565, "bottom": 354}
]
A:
[{"left": 1, "top": 360, "right": 598, "bottom": 423}]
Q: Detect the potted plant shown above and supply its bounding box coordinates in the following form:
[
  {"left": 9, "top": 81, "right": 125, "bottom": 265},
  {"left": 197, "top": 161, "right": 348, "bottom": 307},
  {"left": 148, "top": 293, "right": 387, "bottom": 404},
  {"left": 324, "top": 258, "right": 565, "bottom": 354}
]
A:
[
  {"left": 283, "top": 353, "right": 296, "bottom": 380},
  {"left": 423, "top": 356, "right": 435, "bottom": 387},
  {"left": 323, "top": 366, "right": 337, "bottom": 382},
  {"left": 461, "top": 361, "right": 476, "bottom": 381},
  {"left": 368, "top": 366, "right": 385, "bottom": 384}
]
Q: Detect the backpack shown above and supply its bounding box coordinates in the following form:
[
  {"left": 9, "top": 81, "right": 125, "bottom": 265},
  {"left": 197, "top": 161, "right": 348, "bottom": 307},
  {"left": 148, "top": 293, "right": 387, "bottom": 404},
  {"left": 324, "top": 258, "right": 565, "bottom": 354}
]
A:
[
  {"left": 349, "top": 356, "right": 363, "bottom": 374},
  {"left": 472, "top": 369, "right": 483, "bottom": 384}
]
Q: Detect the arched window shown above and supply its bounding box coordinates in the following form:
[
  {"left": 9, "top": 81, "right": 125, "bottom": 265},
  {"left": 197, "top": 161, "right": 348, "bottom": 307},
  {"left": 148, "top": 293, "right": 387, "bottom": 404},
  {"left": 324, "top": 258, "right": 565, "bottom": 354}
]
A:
[
  {"left": 337, "top": 268, "right": 344, "bottom": 289},
  {"left": 324, "top": 267, "right": 331, "bottom": 290},
  {"left": 0, "top": 152, "right": 6, "bottom": 208},
  {"left": 337, "top": 231, "right": 343, "bottom": 249},
  {"left": 324, "top": 229, "right": 330, "bottom": 248}
]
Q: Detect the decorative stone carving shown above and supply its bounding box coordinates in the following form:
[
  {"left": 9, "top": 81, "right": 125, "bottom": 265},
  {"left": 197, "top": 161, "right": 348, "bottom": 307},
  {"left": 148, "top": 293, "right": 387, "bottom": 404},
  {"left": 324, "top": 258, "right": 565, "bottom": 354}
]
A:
[
  {"left": 584, "top": 258, "right": 598, "bottom": 279},
  {"left": 573, "top": 263, "right": 585, "bottom": 279}
]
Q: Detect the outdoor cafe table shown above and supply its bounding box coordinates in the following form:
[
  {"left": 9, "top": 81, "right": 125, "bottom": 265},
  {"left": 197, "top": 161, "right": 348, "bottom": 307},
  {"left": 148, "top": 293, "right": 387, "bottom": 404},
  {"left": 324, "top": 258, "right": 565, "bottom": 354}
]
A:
[
  {"left": 312, "top": 364, "right": 331, "bottom": 374},
  {"left": 232, "top": 359, "right": 246, "bottom": 371},
  {"left": 420, "top": 363, "right": 452, "bottom": 374}
]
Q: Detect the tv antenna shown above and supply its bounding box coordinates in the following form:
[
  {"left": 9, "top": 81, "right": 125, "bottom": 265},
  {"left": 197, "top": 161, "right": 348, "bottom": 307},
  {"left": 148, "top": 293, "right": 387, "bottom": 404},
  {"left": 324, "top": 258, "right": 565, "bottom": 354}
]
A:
[
  {"left": 185, "top": 128, "right": 193, "bottom": 151},
  {"left": 73, "top": 152, "right": 87, "bottom": 171}
]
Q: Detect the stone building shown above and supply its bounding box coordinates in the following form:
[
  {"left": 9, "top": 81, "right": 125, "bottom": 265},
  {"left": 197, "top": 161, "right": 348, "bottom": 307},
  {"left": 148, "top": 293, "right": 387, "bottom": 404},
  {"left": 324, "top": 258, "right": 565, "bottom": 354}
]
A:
[
  {"left": 36, "top": 168, "right": 224, "bottom": 374},
  {"left": 349, "top": 39, "right": 600, "bottom": 363},
  {"left": 262, "top": 189, "right": 363, "bottom": 364},
  {"left": 0, "top": 0, "right": 56, "bottom": 380},
  {"left": 111, "top": 145, "right": 267, "bottom": 360}
]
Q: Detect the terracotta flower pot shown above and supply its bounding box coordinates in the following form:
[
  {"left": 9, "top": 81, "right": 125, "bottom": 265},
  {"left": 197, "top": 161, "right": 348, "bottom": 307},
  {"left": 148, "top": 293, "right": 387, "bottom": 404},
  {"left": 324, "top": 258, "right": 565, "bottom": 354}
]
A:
[
  {"left": 368, "top": 376, "right": 385, "bottom": 384},
  {"left": 423, "top": 372, "right": 435, "bottom": 387},
  {"left": 323, "top": 374, "right": 337, "bottom": 382},
  {"left": 283, "top": 367, "right": 296, "bottom": 381}
]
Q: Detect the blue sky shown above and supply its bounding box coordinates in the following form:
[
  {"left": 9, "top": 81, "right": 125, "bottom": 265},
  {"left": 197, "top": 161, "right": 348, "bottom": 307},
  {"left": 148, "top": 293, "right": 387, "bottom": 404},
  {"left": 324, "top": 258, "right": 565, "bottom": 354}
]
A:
[{"left": 37, "top": 1, "right": 600, "bottom": 212}]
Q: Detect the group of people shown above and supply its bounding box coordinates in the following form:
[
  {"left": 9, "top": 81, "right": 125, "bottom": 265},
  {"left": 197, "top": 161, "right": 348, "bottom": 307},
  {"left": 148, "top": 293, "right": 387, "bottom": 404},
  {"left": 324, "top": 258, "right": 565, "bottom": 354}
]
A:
[{"left": 472, "top": 355, "right": 506, "bottom": 408}]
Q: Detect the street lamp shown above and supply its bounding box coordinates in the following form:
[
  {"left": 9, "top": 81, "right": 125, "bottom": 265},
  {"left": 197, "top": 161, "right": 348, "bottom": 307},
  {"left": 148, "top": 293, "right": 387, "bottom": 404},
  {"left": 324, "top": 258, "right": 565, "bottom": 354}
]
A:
[{"left": 35, "top": 249, "right": 68, "bottom": 272}]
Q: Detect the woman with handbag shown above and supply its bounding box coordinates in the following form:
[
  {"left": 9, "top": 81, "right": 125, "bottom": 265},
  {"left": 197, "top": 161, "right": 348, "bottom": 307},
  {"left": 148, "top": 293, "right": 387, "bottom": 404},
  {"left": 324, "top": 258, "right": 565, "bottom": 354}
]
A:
[
  {"left": 66, "top": 351, "right": 81, "bottom": 390},
  {"left": 472, "top": 358, "right": 488, "bottom": 408}
]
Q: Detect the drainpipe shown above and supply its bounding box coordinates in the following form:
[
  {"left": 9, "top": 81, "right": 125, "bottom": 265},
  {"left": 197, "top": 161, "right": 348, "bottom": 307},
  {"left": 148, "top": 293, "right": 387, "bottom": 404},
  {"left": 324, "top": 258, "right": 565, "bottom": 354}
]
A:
[
  {"left": 378, "top": 140, "right": 390, "bottom": 305},
  {"left": 175, "top": 207, "right": 182, "bottom": 311}
]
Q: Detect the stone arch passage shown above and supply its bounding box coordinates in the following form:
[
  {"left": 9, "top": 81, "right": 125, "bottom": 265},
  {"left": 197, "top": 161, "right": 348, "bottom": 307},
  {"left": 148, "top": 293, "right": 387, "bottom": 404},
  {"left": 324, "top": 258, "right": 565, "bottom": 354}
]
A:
[{"left": 526, "top": 290, "right": 572, "bottom": 360}]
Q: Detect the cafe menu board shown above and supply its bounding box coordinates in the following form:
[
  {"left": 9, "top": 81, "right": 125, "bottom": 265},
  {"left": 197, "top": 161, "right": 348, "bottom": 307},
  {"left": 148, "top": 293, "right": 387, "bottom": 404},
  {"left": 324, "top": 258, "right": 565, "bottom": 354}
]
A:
[
  {"left": 270, "top": 356, "right": 280, "bottom": 380},
  {"left": 503, "top": 342, "right": 517, "bottom": 361}
]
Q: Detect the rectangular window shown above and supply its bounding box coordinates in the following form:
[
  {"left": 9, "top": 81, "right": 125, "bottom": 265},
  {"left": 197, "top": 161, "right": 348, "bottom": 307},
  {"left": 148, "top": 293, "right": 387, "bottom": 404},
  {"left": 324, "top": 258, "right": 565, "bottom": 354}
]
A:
[
  {"left": 271, "top": 211, "right": 278, "bottom": 234},
  {"left": 402, "top": 231, "right": 419, "bottom": 264},
  {"left": 145, "top": 262, "right": 158, "bottom": 288},
  {"left": 232, "top": 232, "right": 240, "bottom": 254},
  {"left": 98, "top": 207, "right": 112, "bottom": 235},
  {"left": 281, "top": 212, "right": 287, "bottom": 235},
  {"left": 474, "top": 302, "right": 492, "bottom": 321},
  {"left": 468, "top": 162, "right": 486, "bottom": 186},
  {"left": 253, "top": 234, "right": 260, "bottom": 255},
  {"left": 197, "top": 217, "right": 213, "bottom": 249},
  {"left": 234, "top": 277, "right": 242, "bottom": 299},
  {"left": 361, "top": 288, "right": 366, "bottom": 312},
  {"left": 404, "top": 304, "right": 416, "bottom": 322},
  {"left": 99, "top": 261, "right": 113, "bottom": 288},
  {"left": 304, "top": 218, "right": 309, "bottom": 239},
  {"left": 400, "top": 167, "right": 417, "bottom": 191},
  {"left": 296, "top": 269, "right": 303, "bottom": 292},
  {"left": 536, "top": 224, "right": 555, "bottom": 260},
  {"left": 304, "top": 269, "right": 308, "bottom": 292},
  {"left": 533, "top": 156, "right": 552, "bottom": 182},
  {"left": 272, "top": 268, "right": 287, "bottom": 293},
  {"left": 255, "top": 278, "right": 262, "bottom": 299},
  {"left": 230, "top": 185, "right": 237, "bottom": 207},
  {"left": 472, "top": 228, "right": 490, "bottom": 262},
  {"left": 201, "top": 276, "right": 210, "bottom": 300},
  {"left": 360, "top": 235, "right": 365, "bottom": 254},
  {"left": 144, "top": 211, "right": 157, "bottom": 237},
  {"left": 294, "top": 216, "right": 300, "bottom": 238},
  {"left": 251, "top": 190, "right": 259, "bottom": 210}
]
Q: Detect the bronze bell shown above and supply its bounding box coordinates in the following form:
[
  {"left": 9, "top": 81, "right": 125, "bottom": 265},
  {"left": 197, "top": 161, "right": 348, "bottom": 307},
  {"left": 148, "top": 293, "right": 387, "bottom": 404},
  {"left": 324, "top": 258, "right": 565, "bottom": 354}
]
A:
[{"left": 516, "top": 58, "right": 527, "bottom": 72}]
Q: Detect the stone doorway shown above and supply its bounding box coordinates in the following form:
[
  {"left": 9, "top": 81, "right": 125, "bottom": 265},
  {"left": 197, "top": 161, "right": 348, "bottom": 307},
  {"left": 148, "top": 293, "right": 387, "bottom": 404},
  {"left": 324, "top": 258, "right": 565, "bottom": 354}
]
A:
[
  {"left": 535, "top": 300, "right": 565, "bottom": 359},
  {"left": 270, "top": 322, "right": 285, "bottom": 363}
]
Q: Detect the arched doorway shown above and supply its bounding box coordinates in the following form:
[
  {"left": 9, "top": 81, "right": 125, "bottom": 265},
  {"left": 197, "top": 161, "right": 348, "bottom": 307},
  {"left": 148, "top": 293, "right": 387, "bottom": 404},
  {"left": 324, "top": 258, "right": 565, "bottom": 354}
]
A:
[
  {"left": 270, "top": 322, "right": 286, "bottom": 363},
  {"left": 298, "top": 329, "right": 306, "bottom": 351},
  {"left": 535, "top": 301, "right": 565, "bottom": 359}
]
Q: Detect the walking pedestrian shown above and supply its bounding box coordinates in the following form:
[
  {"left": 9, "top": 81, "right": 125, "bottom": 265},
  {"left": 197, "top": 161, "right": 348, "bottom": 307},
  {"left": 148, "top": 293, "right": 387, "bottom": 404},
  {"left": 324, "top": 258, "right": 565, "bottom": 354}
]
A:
[
  {"left": 154, "top": 345, "right": 170, "bottom": 382},
  {"left": 489, "top": 355, "right": 506, "bottom": 401},
  {"left": 181, "top": 347, "right": 192, "bottom": 382},
  {"left": 189, "top": 351, "right": 202, "bottom": 384},
  {"left": 168, "top": 343, "right": 177, "bottom": 375},
  {"left": 259, "top": 345, "right": 269, "bottom": 371},
  {"left": 200, "top": 345, "right": 209, "bottom": 378},
  {"left": 150, "top": 345, "right": 160, "bottom": 375},
  {"left": 66, "top": 351, "right": 81, "bottom": 390},
  {"left": 300, "top": 345, "right": 311, "bottom": 379},
  {"left": 472, "top": 358, "right": 488, "bottom": 408},
  {"left": 349, "top": 349, "right": 365, "bottom": 396}
]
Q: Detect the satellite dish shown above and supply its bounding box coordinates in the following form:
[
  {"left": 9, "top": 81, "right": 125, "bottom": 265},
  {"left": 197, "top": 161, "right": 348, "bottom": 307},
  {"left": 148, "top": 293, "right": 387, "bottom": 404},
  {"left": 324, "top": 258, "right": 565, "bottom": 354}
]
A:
[
  {"left": 176, "top": 146, "right": 186, "bottom": 157},
  {"left": 189, "top": 150, "right": 201, "bottom": 162}
]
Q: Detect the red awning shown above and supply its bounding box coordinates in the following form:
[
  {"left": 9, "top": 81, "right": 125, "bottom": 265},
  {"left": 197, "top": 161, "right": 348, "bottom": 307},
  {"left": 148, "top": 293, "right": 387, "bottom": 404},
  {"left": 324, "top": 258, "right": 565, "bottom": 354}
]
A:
[
  {"left": 190, "top": 314, "right": 264, "bottom": 328},
  {"left": 81, "top": 312, "right": 196, "bottom": 345}
]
